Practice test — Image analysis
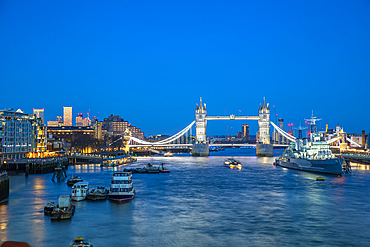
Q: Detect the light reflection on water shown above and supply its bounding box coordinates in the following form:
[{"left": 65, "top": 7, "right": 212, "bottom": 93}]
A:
[{"left": 1, "top": 149, "right": 370, "bottom": 246}]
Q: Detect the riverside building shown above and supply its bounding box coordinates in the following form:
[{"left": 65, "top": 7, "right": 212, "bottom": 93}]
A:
[
  {"left": 0, "top": 109, "right": 47, "bottom": 161},
  {"left": 102, "top": 114, "right": 144, "bottom": 140}
]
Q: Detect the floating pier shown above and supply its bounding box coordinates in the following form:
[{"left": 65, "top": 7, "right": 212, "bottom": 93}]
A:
[{"left": 3, "top": 157, "right": 68, "bottom": 175}]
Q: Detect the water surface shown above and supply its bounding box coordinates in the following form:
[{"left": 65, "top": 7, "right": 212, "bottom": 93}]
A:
[{"left": 1, "top": 149, "right": 370, "bottom": 246}]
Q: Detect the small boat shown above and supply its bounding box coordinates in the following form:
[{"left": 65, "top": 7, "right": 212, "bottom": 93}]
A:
[
  {"left": 123, "top": 167, "right": 148, "bottom": 173},
  {"left": 124, "top": 163, "right": 170, "bottom": 174},
  {"left": 1, "top": 241, "right": 31, "bottom": 247},
  {"left": 68, "top": 237, "right": 93, "bottom": 247},
  {"left": 123, "top": 168, "right": 139, "bottom": 174},
  {"left": 86, "top": 186, "right": 109, "bottom": 201},
  {"left": 44, "top": 201, "right": 56, "bottom": 215},
  {"left": 229, "top": 163, "right": 242, "bottom": 169},
  {"left": 138, "top": 168, "right": 148, "bottom": 173},
  {"left": 159, "top": 163, "right": 170, "bottom": 173},
  {"left": 67, "top": 176, "right": 83, "bottom": 186},
  {"left": 224, "top": 158, "right": 241, "bottom": 166},
  {"left": 146, "top": 163, "right": 160, "bottom": 173},
  {"left": 71, "top": 182, "right": 89, "bottom": 201},
  {"left": 164, "top": 152, "right": 173, "bottom": 157},
  {"left": 50, "top": 195, "right": 75, "bottom": 220},
  {"left": 224, "top": 158, "right": 242, "bottom": 169},
  {"left": 109, "top": 172, "right": 135, "bottom": 202}
]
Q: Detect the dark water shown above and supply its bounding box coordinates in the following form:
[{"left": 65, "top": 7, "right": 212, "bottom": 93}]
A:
[{"left": 1, "top": 149, "right": 370, "bottom": 247}]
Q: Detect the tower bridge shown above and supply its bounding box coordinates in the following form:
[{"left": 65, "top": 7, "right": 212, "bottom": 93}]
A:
[
  {"left": 129, "top": 97, "right": 288, "bottom": 157},
  {"left": 128, "top": 98, "right": 359, "bottom": 157},
  {"left": 192, "top": 97, "right": 272, "bottom": 156}
]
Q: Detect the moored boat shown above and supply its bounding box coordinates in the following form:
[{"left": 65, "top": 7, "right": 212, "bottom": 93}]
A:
[
  {"left": 50, "top": 195, "right": 75, "bottom": 220},
  {"left": 67, "top": 176, "right": 83, "bottom": 186},
  {"left": 68, "top": 237, "right": 93, "bottom": 247},
  {"left": 145, "top": 163, "right": 159, "bottom": 173},
  {"left": 159, "top": 163, "right": 170, "bottom": 173},
  {"left": 123, "top": 167, "right": 148, "bottom": 173},
  {"left": 123, "top": 163, "right": 170, "bottom": 174},
  {"left": 86, "top": 186, "right": 109, "bottom": 201},
  {"left": 109, "top": 172, "right": 135, "bottom": 202},
  {"left": 44, "top": 201, "right": 56, "bottom": 215},
  {"left": 123, "top": 168, "right": 139, "bottom": 174},
  {"left": 1, "top": 241, "right": 31, "bottom": 247},
  {"left": 274, "top": 132, "right": 347, "bottom": 176},
  {"left": 71, "top": 182, "right": 89, "bottom": 201}
]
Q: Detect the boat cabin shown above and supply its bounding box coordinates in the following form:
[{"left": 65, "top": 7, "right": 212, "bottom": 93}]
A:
[{"left": 72, "top": 182, "right": 89, "bottom": 201}]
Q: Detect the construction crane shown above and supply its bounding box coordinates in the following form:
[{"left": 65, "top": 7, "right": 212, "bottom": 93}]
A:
[
  {"left": 273, "top": 105, "right": 278, "bottom": 143},
  {"left": 273, "top": 105, "right": 278, "bottom": 124}
]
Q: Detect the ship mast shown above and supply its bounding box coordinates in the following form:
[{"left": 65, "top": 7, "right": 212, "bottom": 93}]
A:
[{"left": 304, "top": 110, "right": 322, "bottom": 134}]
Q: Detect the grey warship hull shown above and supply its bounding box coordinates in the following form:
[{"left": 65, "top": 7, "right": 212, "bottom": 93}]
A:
[{"left": 276, "top": 157, "right": 343, "bottom": 175}]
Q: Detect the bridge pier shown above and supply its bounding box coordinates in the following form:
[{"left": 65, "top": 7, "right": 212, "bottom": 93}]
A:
[
  {"left": 256, "top": 143, "right": 273, "bottom": 157},
  {"left": 192, "top": 144, "right": 209, "bottom": 157}
]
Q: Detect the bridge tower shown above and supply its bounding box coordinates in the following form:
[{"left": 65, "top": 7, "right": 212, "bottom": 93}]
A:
[
  {"left": 192, "top": 98, "right": 209, "bottom": 156},
  {"left": 258, "top": 97, "right": 270, "bottom": 144},
  {"left": 195, "top": 97, "right": 207, "bottom": 143},
  {"left": 256, "top": 98, "right": 273, "bottom": 156}
]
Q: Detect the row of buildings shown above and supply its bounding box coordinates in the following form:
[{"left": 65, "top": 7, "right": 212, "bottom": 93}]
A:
[
  {"left": 46, "top": 107, "right": 91, "bottom": 127},
  {"left": 0, "top": 108, "right": 145, "bottom": 162}
]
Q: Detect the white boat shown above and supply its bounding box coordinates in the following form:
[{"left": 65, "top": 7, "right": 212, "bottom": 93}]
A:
[
  {"left": 164, "top": 152, "right": 173, "bottom": 157},
  {"left": 71, "top": 182, "right": 89, "bottom": 201},
  {"left": 109, "top": 172, "right": 135, "bottom": 202},
  {"left": 68, "top": 237, "right": 93, "bottom": 247},
  {"left": 224, "top": 158, "right": 242, "bottom": 169},
  {"left": 86, "top": 186, "right": 109, "bottom": 201}
]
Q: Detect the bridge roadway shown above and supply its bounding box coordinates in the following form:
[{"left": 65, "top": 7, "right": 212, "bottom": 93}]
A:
[
  {"left": 206, "top": 115, "right": 260, "bottom": 121},
  {"left": 129, "top": 144, "right": 289, "bottom": 148}
]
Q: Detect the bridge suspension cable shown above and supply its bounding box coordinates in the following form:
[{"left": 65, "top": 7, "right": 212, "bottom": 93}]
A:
[
  {"left": 270, "top": 121, "right": 296, "bottom": 142},
  {"left": 326, "top": 136, "right": 361, "bottom": 147},
  {"left": 346, "top": 137, "right": 362, "bottom": 147},
  {"left": 156, "top": 121, "right": 195, "bottom": 144},
  {"left": 129, "top": 121, "right": 195, "bottom": 145},
  {"left": 326, "top": 136, "right": 341, "bottom": 144}
]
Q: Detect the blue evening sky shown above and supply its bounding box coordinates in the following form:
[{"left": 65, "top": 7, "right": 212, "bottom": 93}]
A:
[{"left": 1, "top": 1, "right": 369, "bottom": 136}]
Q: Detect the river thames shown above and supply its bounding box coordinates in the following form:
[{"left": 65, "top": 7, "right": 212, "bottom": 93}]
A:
[{"left": 1, "top": 149, "right": 370, "bottom": 246}]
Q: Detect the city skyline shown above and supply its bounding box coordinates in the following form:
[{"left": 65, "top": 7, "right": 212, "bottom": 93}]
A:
[{"left": 1, "top": 1, "right": 369, "bottom": 136}]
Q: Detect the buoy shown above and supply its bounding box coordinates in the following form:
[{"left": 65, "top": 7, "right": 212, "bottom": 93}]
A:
[{"left": 316, "top": 177, "right": 325, "bottom": 181}]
